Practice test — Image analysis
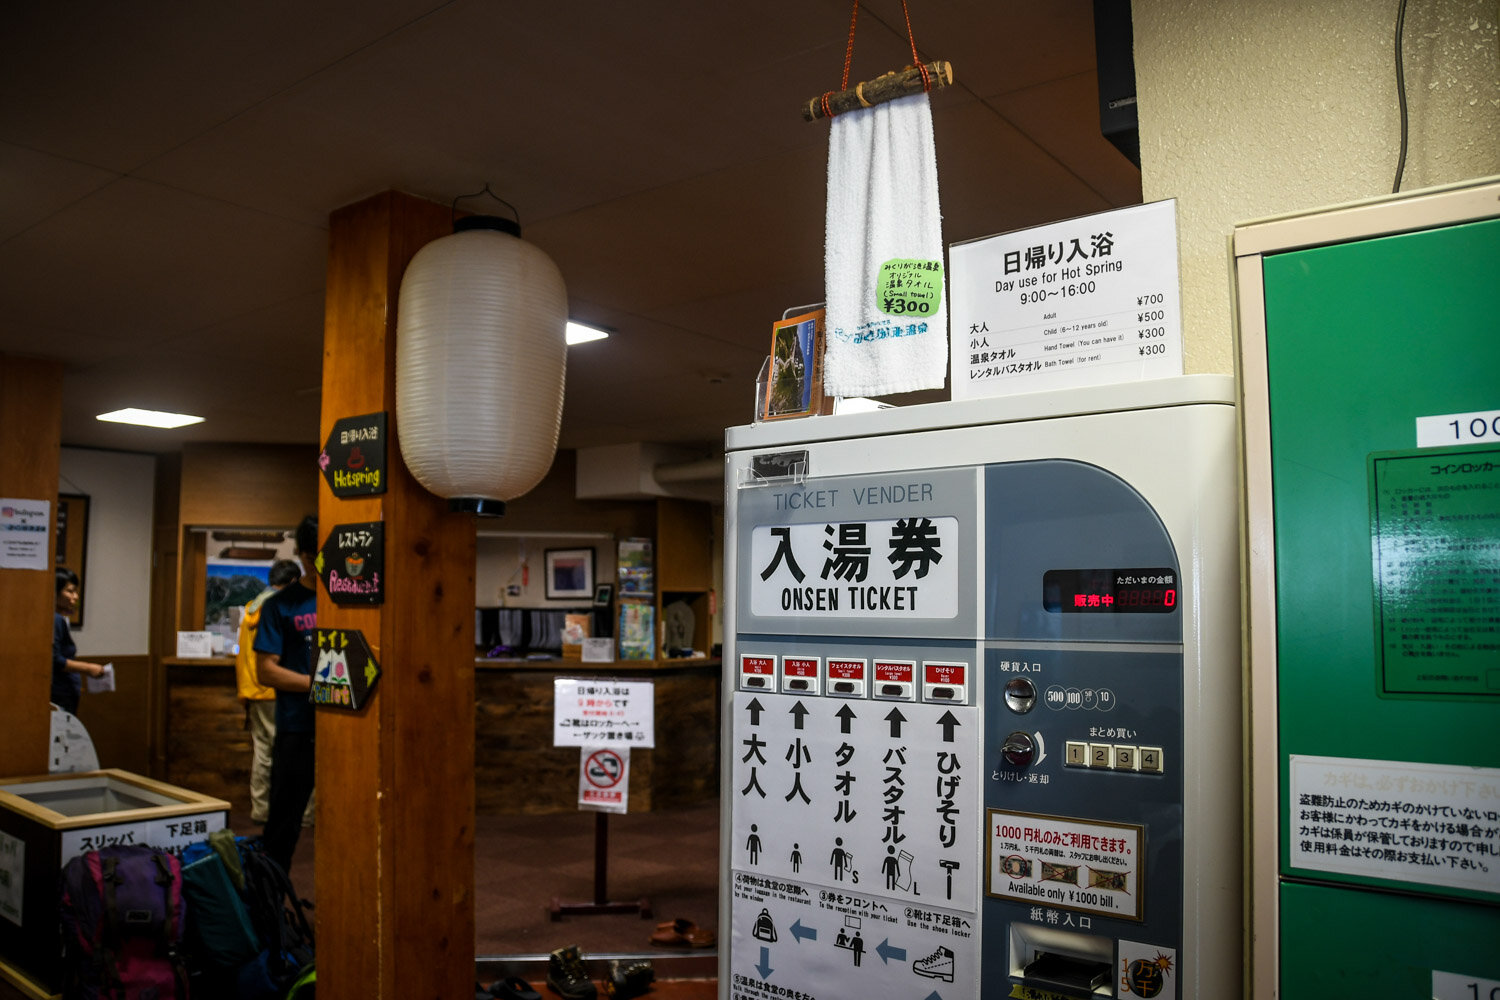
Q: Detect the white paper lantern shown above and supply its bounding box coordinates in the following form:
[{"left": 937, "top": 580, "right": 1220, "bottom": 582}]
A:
[{"left": 396, "top": 216, "right": 568, "bottom": 515}]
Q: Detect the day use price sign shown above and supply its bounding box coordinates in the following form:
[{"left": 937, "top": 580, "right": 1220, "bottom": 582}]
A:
[{"left": 949, "top": 200, "right": 1183, "bottom": 399}]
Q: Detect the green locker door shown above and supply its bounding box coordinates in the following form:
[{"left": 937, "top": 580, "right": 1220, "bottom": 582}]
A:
[{"left": 1261, "top": 214, "right": 1500, "bottom": 997}]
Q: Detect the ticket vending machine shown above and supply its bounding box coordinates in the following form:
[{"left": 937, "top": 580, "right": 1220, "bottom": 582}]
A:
[{"left": 720, "top": 375, "right": 1241, "bottom": 1000}]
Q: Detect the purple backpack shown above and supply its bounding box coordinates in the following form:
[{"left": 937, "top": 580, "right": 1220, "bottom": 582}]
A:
[{"left": 60, "top": 844, "right": 188, "bottom": 1000}]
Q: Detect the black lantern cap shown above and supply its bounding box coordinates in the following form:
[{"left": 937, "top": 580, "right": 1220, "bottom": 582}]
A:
[
  {"left": 450, "top": 497, "right": 507, "bottom": 517},
  {"left": 454, "top": 215, "right": 520, "bottom": 237}
]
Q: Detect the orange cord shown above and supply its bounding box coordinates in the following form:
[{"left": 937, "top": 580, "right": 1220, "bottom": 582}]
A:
[
  {"left": 824, "top": 0, "right": 929, "bottom": 118},
  {"left": 841, "top": 0, "right": 860, "bottom": 90},
  {"left": 900, "top": 0, "right": 931, "bottom": 91}
]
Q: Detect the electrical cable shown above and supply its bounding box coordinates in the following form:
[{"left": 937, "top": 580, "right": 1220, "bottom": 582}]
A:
[{"left": 1392, "top": 0, "right": 1409, "bottom": 193}]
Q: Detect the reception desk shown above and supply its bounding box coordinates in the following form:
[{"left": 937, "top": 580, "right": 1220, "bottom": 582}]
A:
[{"left": 164, "top": 657, "right": 721, "bottom": 817}]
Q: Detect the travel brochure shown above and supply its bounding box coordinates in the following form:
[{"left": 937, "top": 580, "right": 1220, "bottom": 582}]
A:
[
  {"left": 618, "top": 537, "right": 653, "bottom": 597},
  {"left": 618, "top": 601, "right": 655, "bottom": 660}
]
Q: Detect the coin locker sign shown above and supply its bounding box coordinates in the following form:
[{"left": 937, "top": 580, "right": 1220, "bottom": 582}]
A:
[{"left": 729, "top": 689, "right": 980, "bottom": 1000}]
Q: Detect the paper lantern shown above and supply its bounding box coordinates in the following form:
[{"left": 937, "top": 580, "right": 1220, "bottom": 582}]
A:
[{"left": 396, "top": 216, "right": 567, "bottom": 515}]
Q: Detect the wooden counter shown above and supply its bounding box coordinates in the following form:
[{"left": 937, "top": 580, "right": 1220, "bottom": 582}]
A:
[{"left": 165, "top": 657, "right": 721, "bottom": 817}]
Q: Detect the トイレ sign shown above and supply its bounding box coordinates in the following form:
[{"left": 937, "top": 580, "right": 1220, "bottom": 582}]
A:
[{"left": 311, "top": 627, "right": 381, "bottom": 711}]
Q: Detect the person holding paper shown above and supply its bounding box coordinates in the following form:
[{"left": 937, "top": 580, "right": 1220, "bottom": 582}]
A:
[{"left": 52, "top": 567, "right": 105, "bottom": 715}]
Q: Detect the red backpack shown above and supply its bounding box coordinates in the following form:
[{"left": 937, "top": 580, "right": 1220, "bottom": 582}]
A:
[{"left": 60, "top": 844, "right": 188, "bottom": 1000}]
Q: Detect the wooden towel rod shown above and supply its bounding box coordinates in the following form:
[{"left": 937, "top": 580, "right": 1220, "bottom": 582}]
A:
[{"left": 802, "top": 59, "right": 954, "bottom": 122}]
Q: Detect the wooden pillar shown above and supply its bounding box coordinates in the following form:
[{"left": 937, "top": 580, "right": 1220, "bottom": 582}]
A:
[
  {"left": 0, "top": 355, "right": 63, "bottom": 778},
  {"left": 317, "top": 192, "right": 476, "bottom": 999}
]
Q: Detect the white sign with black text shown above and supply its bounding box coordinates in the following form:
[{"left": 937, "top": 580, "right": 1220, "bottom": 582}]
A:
[
  {"left": 0, "top": 497, "right": 50, "bottom": 570},
  {"left": 552, "top": 678, "right": 656, "bottom": 748},
  {"left": 748, "top": 517, "right": 959, "bottom": 620},
  {"left": 949, "top": 200, "right": 1183, "bottom": 398},
  {"left": 0, "top": 829, "right": 23, "bottom": 926},
  {"left": 728, "top": 689, "right": 980, "bottom": 1000}
]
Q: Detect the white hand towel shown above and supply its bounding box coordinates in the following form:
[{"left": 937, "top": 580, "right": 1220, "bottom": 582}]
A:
[{"left": 823, "top": 93, "right": 947, "bottom": 397}]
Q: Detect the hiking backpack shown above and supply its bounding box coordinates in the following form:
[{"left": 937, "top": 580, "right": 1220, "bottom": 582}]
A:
[
  {"left": 177, "top": 834, "right": 313, "bottom": 1000},
  {"left": 234, "top": 839, "right": 314, "bottom": 999},
  {"left": 60, "top": 844, "right": 188, "bottom": 1000}
]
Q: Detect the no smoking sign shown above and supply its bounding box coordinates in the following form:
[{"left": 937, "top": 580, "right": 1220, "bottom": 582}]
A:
[{"left": 578, "top": 748, "right": 630, "bottom": 814}]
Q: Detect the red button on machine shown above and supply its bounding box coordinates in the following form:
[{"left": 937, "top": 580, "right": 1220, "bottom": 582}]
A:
[
  {"left": 780, "top": 655, "right": 822, "bottom": 696},
  {"left": 739, "top": 654, "right": 776, "bottom": 691}
]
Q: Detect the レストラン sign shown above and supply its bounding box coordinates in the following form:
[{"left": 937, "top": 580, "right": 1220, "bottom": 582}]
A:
[{"left": 749, "top": 515, "right": 959, "bottom": 619}]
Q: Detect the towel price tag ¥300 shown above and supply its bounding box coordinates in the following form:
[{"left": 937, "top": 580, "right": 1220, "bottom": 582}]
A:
[{"left": 876, "top": 258, "right": 944, "bottom": 317}]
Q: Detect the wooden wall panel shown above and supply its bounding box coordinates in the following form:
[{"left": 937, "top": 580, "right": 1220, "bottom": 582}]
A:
[
  {"left": 76, "top": 653, "right": 154, "bottom": 774},
  {"left": 500, "top": 448, "right": 656, "bottom": 538},
  {"left": 178, "top": 442, "right": 318, "bottom": 528},
  {"left": 0, "top": 355, "right": 63, "bottom": 778}
]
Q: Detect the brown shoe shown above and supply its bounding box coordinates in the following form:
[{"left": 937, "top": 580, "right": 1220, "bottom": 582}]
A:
[{"left": 648, "top": 918, "right": 715, "bottom": 948}]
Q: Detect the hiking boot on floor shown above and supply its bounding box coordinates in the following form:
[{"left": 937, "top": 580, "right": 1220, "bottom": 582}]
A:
[
  {"left": 602, "top": 959, "right": 654, "bottom": 999},
  {"left": 547, "top": 945, "right": 597, "bottom": 1000},
  {"left": 913, "top": 945, "right": 955, "bottom": 983}
]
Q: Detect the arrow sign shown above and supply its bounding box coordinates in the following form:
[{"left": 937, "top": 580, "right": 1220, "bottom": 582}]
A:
[
  {"left": 319, "top": 411, "right": 387, "bottom": 497},
  {"left": 746, "top": 698, "right": 764, "bottom": 726},
  {"left": 789, "top": 918, "right": 817, "bottom": 943},
  {"left": 835, "top": 704, "right": 857, "bottom": 734},
  {"left": 923, "top": 993, "right": 944, "bottom": 1000},
  {"left": 789, "top": 701, "right": 809, "bottom": 730},
  {"left": 315, "top": 522, "right": 384, "bottom": 606},
  {"left": 876, "top": 938, "right": 907, "bottom": 964},
  {"left": 1033, "top": 730, "right": 1047, "bottom": 765},
  {"left": 937, "top": 709, "right": 960, "bottom": 742},
  {"left": 311, "top": 627, "right": 380, "bottom": 711},
  {"left": 885, "top": 706, "right": 907, "bottom": 738},
  {"left": 756, "top": 946, "right": 774, "bottom": 979}
]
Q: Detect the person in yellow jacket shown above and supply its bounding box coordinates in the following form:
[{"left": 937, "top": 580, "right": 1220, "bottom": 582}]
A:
[{"left": 235, "top": 560, "right": 303, "bottom": 824}]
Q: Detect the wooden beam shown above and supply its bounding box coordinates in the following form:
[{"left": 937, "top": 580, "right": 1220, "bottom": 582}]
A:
[
  {"left": 0, "top": 355, "right": 63, "bottom": 778},
  {"left": 317, "top": 192, "right": 476, "bottom": 1000}
]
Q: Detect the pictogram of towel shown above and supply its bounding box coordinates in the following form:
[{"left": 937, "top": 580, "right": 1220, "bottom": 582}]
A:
[{"left": 823, "top": 92, "right": 947, "bottom": 397}]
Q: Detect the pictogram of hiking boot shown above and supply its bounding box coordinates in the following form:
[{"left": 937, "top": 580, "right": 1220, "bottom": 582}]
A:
[
  {"left": 547, "top": 945, "right": 597, "bottom": 1000},
  {"left": 913, "top": 945, "right": 955, "bottom": 982}
]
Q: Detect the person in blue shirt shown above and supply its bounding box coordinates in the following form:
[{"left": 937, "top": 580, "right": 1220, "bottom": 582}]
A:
[
  {"left": 254, "top": 516, "right": 319, "bottom": 872},
  {"left": 52, "top": 568, "right": 105, "bottom": 715}
]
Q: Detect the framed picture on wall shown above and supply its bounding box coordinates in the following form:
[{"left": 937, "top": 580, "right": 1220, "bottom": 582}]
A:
[
  {"left": 545, "top": 547, "right": 595, "bottom": 600},
  {"left": 593, "top": 583, "right": 614, "bottom": 607},
  {"left": 56, "top": 493, "right": 90, "bottom": 627}
]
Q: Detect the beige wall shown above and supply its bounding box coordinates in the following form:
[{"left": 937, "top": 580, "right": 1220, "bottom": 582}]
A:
[{"left": 1134, "top": 0, "right": 1499, "bottom": 371}]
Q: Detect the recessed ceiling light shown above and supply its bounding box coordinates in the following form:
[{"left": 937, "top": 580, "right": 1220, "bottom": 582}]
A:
[
  {"left": 96, "top": 407, "right": 205, "bottom": 429},
  {"left": 566, "top": 321, "right": 610, "bottom": 345}
]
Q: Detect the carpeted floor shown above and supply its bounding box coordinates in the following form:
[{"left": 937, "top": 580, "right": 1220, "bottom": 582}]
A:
[
  {"left": 0, "top": 804, "right": 721, "bottom": 999},
  {"left": 266, "top": 802, "right": 721, "bottom": 989}
]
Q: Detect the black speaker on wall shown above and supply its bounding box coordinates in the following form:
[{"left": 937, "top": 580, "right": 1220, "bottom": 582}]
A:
[{"left": 1093, "top": 0, "right": 1139, "bottom": 167}]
